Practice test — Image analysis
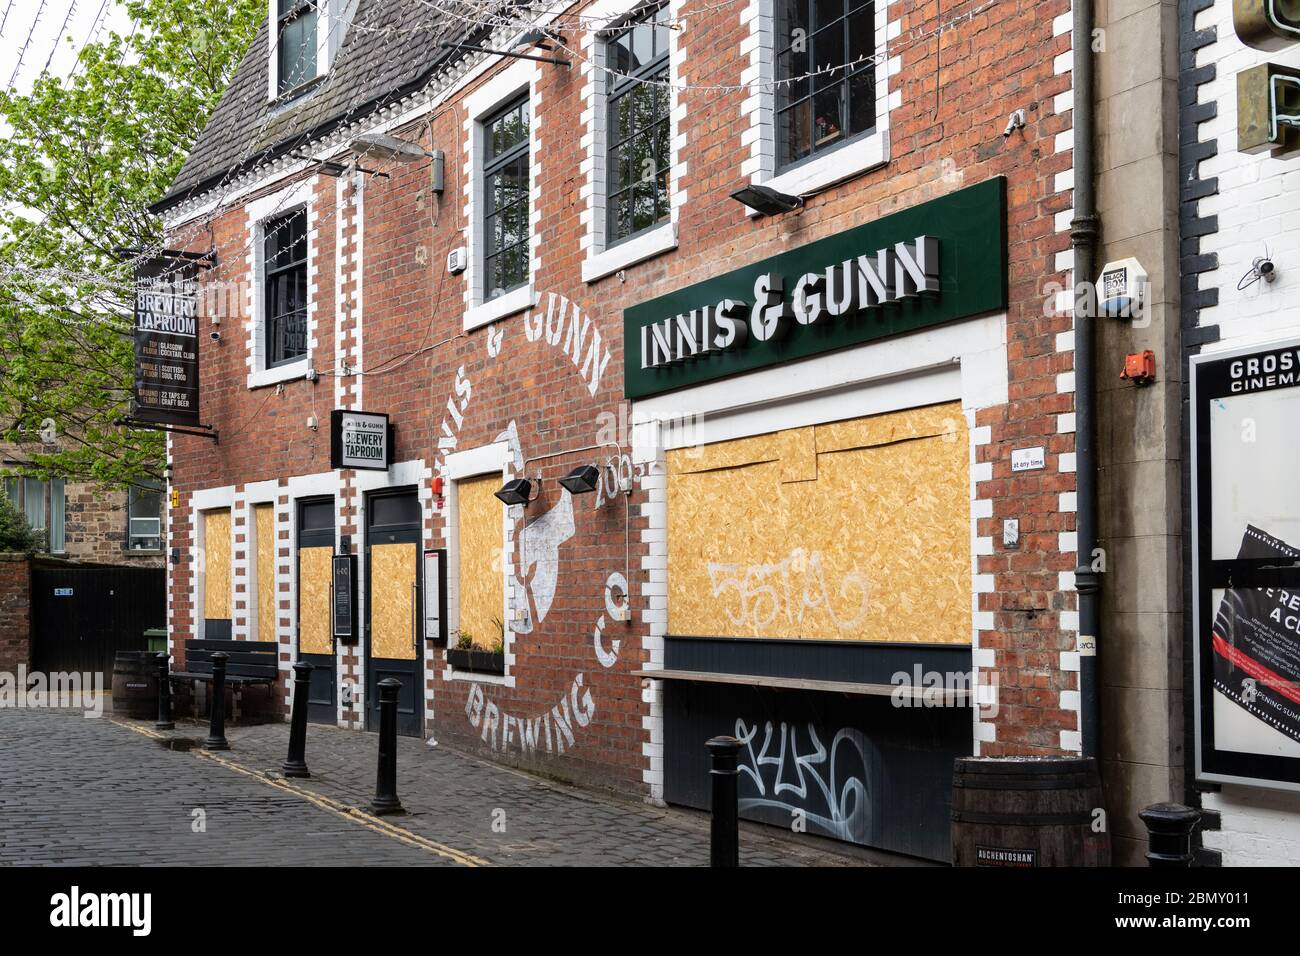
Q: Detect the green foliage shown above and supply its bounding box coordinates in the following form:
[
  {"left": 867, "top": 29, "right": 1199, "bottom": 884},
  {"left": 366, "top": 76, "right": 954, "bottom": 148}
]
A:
[
  {"left": 0, "top": 496, "right": 44, "bottom": 554},
  {"left": 0, "top": 0, "right": 263, "bottom": 487}
]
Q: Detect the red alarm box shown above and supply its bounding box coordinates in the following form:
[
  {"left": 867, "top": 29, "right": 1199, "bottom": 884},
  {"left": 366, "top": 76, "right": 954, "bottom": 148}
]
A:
[{"left": 1120, "top": 350, "right": 1156, "bottom": 386}]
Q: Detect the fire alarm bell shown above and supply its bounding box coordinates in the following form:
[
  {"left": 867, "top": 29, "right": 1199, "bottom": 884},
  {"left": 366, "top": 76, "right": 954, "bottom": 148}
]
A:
[{"left": 1121, "top": 350, "right": 1157, "bottom": 386}]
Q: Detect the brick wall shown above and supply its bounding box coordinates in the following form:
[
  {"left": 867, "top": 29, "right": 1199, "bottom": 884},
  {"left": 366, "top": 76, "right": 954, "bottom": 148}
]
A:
[
  {"left": 0, "top": 554, "right": 31, "bottom": 673},
  {"left": 164, "top": 0, "right": 1080, "bottom": 795}
]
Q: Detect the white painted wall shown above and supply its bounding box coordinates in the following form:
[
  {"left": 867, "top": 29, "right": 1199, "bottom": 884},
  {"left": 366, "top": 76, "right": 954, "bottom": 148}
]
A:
[{"left": 1193, "top": 1, "right": 1300, "bottom": 866}]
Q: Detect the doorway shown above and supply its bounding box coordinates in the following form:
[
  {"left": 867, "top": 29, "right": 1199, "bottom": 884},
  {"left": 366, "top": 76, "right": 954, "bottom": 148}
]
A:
[
  {"left": 296, "top": 497, "right": 337, "bottom": 724},
  {"left": 364, "top": 489, "right": 423, "bottom": 736}
]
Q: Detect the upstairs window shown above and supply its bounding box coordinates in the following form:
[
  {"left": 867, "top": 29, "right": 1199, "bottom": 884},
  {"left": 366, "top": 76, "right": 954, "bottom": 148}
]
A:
[
  {"left": 775, "top": 0, "right": 875, "bottom": 170},
  {"left": 128, "top": 481, "right": 163, "bottom": 552},
  {"left": 605, "top": 3, "right": 671, "bottom": 245},
  {"left": 2, "top": 475, "right": 64, "bottom": 553},
  {"left": 263, "top": 207, "right": 309, "bottom": 368},
  {"left": 482, "top": 94, "right": 530, "bottom": 300},
  {"left": 277, "top": 0, "right": 319, "bottom": 95}
]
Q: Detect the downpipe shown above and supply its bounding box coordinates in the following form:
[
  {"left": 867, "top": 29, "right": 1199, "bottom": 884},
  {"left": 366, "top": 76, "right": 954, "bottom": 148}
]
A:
[{"left": 1071, "top": 0, "right": 1102, "bottom": 759}]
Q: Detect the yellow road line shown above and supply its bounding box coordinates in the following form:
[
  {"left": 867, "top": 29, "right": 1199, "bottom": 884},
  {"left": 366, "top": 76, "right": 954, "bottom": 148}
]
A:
[{"left": 111, "top": 719, "right": 488, "bottom": 867}]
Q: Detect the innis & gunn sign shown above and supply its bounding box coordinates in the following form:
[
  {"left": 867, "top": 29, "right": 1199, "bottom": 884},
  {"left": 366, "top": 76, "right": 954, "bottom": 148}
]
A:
[{"left": 623, "top": 177, "right": 1008, "bottom": 398}]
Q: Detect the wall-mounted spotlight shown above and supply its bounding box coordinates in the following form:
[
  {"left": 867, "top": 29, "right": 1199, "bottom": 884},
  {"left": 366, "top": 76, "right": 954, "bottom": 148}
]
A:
[
  {"left": 559, "top": 464, "right": 601, "bottom": 495},
  {"left": 730, "top": 183, "right": 803, "bottom": 216},
  {"left": 495, "top": 478, "right": 539, "bottom": 506}
]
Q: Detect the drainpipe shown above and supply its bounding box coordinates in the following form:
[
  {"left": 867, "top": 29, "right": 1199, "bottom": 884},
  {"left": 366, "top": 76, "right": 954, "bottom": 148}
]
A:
[{"left": 1070, "top": 0, "right": 1101, "bottom": 758}]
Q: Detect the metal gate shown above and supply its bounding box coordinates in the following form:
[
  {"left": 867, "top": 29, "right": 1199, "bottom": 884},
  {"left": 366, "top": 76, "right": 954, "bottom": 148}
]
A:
[{"left": 31, "top": 562, "right": 166, "bottom": 676}]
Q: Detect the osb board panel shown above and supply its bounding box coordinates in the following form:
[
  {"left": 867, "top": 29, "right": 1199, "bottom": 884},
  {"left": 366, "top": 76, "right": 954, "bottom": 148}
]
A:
[
  {"left": 255, "top": 505, "right": 276, "bottom": 642},
  {"left": 667, "top": 401, "right": 970, "bottom": 644},
  {"left": 370, "top": 543, "right": 416, "bottom": 661},
  {"left": 457, "top": 474, "right": 504, "bottom": 648},
  {"left": 815, "top": 401, "right": 963, "bottom": 454},
  {"left": 298, "top": 546, "right": 334, "bottom": 656},
  {"left": 203, "top": 509, "right": 231, "bottom": 620}
]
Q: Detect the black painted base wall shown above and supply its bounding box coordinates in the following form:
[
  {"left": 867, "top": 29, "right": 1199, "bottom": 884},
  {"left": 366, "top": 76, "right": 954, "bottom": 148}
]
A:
[{"left": 663, "top": 679, "right": 970, "bottom": 862}]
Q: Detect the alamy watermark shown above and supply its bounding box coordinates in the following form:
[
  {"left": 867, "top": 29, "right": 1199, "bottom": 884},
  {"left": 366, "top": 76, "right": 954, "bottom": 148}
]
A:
[{"left": 0, "top": 666, "right": 104, "bottom": 718}]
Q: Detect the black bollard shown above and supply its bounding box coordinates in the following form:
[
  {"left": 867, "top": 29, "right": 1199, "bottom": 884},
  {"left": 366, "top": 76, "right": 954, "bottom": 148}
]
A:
[
  {"left": 369, "top": 677, "right": 404, "bottom": 815},
  {"left": 1139, "top": 802, "right": 1202, "bottom": 867},
  {"left": 282, "top": 660, "right": 314, "bottom": 778},
  {"left": 155, "top": 652, "right": 175, "bottom": 731},
  {"left": 203, "top": 651, "right": 230, "bottom": 751},
  {"left": 706, "top": 735, "right": 742, "bottom": 867}
]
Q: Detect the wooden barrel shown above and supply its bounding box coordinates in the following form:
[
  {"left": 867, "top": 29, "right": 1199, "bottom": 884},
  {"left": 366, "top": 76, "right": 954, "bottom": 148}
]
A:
[
  {"left": 952, "top": 756, "right": 1110, "bottom": 867},
  {"left": 110, "top": 651, "right": 157, "bottom": 718}
]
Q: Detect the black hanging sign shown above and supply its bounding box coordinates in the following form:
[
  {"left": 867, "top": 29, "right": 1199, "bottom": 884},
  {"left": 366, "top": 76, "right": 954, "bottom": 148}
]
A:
[
  {"left": 333, "top": 553, "right": 357, "bottom": 641},
  {"left": 330, "top": 410, "right": 393, "bottom": 471},
  {"left": 132, "top": 256, "right": 201, "bottom": 427}
]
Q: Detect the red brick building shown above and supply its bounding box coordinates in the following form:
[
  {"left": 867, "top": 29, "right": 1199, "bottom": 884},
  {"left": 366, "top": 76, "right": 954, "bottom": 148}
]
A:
[{"left": 155, "top": 0, "right": 1084, "bottom": 861}]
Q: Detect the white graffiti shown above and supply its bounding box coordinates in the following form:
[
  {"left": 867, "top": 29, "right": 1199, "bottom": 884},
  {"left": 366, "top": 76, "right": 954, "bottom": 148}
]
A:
[
  {"left": 465, "top": 674, "right": 595, "bottom": 755},
  {"left": 593, "top": 572, "right": 629, "bottom": 668},
  {"left": 522, "top": 292, "right": 613, "bottom": 397},
  {"left": 708, "top": 549, "right": 870, "bottom": 633},
  {"left": 734, "top": 719, "right": 874, "bottom": 843},
  {"left": 512, "top": 491, "right": 576, "bottom": 633}
]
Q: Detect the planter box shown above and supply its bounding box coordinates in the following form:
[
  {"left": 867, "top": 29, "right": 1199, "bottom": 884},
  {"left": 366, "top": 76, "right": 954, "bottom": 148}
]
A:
[{"left": 447, "top": 647, "right": 505, "bottom": 675}]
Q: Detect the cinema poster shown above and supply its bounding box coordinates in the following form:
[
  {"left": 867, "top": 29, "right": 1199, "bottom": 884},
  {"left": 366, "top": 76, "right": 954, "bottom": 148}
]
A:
[
  {"left": 132, "top": 256, "right": 201, "bottom": 427},
  {"left": 1191, "top": 336, "right": 1300, "bottom": 790}
]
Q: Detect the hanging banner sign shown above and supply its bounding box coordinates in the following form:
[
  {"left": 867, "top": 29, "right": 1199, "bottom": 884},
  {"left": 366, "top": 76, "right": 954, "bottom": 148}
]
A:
[
  {"left": 132, "top": 257, "right": 200, "bottom": 426},
  {"left": 330, "top": 410, "right": 393, "bottom": 471},
  {"left": 1191, "top": 336, "right": 1300, "bottom": 791},
  {"left": 623, "top": 177, "right": 1007, "bottom": 399}
]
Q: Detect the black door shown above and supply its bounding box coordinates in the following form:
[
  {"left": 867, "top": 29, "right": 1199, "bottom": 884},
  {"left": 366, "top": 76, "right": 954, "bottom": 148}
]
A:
[
  {"left": 31, "top": 563, "right": 165, "bottom": 676},
  {"left": 297, "top": 498, "right": 337, "bottom": 724},
  {"left": 365, "top": 489, "right": 423, "bottom": 737}
]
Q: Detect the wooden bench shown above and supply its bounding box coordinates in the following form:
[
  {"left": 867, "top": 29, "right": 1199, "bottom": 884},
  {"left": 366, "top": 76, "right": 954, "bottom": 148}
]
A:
[{"left": 170, "top": 639, "right": 280, "bottom": 721}]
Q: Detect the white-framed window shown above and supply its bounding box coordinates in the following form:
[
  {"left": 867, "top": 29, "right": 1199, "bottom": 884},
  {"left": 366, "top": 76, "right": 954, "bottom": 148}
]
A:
[
  {"left": 463, "top": 58, "right": 539, "bottom": 332},
  {"left": 441, "top": 441, "right": 513, "bottom": 685},
  {"left": 127, "top": 480, "right": 163, "bottom": 552},
  {"left": 246, "top": 179, "right": 316, "bottom": 388},
  {"left": 267, "top": 0, "right": 358, "bottom": 102},
  {"left": 740, "top": 0, "right": 893, "bottom": 203},
  {"left": 2, "top": 475, "right": 64, "bottom": 553},
  {"left": 580, "top": 0, "right": 683, "bottom": 283}
]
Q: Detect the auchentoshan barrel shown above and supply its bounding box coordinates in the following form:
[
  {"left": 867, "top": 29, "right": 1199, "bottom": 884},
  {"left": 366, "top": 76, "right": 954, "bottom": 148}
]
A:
[
  {"left": 952, "top": 756, "right": 1110, "bottom": 866},
  {"left": 111, "top": 650, "right": 158, "bottom": 718}
]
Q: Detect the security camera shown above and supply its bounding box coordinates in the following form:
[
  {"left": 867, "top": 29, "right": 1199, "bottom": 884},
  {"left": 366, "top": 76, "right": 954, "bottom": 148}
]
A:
[
  {"left": 210, "top": 330, "right": 221, "bottom": 342},
  {"left": 1003, "top": 109, "right": 1027, "bottom": 137},
  {"left": 1256, "top": 257, "right": 1276, "bottom": 281}
]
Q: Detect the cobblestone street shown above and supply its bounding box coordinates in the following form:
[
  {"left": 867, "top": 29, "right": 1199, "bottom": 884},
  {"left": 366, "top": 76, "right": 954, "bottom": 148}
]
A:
[{"left": 0, "top": 706, "right": 872, "bottom": 866}]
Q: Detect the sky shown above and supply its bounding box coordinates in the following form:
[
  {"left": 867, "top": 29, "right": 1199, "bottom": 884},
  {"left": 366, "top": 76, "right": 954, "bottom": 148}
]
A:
[{"left": 1, "top": 0, "right": 134, "bottom": 94}]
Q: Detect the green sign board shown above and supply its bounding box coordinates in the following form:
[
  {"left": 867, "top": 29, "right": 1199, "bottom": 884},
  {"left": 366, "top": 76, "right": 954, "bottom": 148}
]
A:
[{"left": 623, "top": 177, "right": 1008, "bottom": 399}]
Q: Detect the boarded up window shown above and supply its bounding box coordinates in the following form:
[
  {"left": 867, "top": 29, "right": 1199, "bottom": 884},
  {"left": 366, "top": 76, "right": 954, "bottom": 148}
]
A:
[
  {"left": 255, "top": 505, "right": 276, "bottom": 641},
  {"left": 667, "top": 401, "right": 971, "bottom": 644},
  {"left": 298, "top": 546, "right": 333, "bottom": 655},
  {"left": 203, "top": 509, "right": 231, "bottom": 621},
  {"left": 457, "top": 474, "right": 504, "bottom": 648}
]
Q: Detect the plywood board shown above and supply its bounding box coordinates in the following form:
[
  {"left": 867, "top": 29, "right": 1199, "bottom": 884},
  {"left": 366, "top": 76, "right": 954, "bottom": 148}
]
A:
[
  {"left": 298, "top": 546, "right": 334, "bottom": 655},
  {"left": 667, "top": 402, "right": 970, "bottom": 644},
  {"left": 203, "top": 509, "right": 231, "bottom": 621},
  {"left": 370, "top": 542, "right": 417, "bottom": 661},
  {"left": 255, "top": 505, "right": 276, "bottom": 642},
  {"left": 457, "top": 474, "right": 504, "bottom": 649}
]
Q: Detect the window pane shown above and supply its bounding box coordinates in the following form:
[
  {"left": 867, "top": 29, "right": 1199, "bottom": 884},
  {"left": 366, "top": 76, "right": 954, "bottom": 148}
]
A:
[
  {"left": 811, "top": 22, "right": 846, "bottom": 92},
  {"left": 605, "top": 11, "right": 671, "bottom": 246},
  {"left": 847, "top": 67, "right": 874, "bottom": 135},
  {"left": 265, "top": 209, "right": 309, "bottom": 365},
  {"left": 776, "top": 0, "right": 873, "bottom": 170},
  {"left": 279, "top": 6, "right": 318, "bottom": 93},
  {"left": 49, "top": 479, "right": 64, "bottom": 553},
  {"left": 23, "top": 478, "right": 44, "bottom": 534}
]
